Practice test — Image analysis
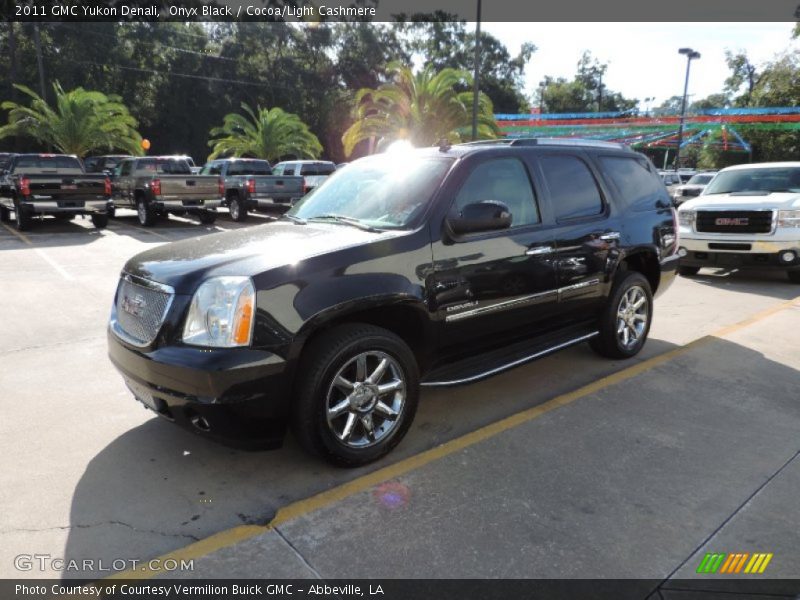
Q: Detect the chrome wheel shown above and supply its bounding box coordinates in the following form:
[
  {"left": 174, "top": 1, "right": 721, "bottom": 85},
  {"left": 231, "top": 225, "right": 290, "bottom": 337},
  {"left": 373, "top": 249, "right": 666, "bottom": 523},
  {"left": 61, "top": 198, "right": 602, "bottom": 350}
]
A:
[
  {"left": 230, "top": 199, "right": 239, "bottom": 220},
  {"left": 137, "top": 201, "right": 147, "bottom": 225},
  {"left": 325, "top": 351, "right": 406, "bottom": 449},
  {"left": 616, "top": 285, "right": 649, "bottom": 350}
]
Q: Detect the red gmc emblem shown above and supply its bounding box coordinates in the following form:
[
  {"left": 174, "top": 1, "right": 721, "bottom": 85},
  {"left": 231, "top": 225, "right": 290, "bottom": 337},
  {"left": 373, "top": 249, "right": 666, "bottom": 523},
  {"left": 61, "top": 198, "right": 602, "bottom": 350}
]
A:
[{"left": 715, "top": 217, "right": 749, "bottom": 226}]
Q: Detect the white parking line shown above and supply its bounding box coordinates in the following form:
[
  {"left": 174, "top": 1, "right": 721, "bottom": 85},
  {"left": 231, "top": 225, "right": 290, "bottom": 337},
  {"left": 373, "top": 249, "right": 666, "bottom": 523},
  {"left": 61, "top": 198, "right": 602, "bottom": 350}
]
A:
[{"left": 34, "top": 248, "right": 75, "bottom": 281}]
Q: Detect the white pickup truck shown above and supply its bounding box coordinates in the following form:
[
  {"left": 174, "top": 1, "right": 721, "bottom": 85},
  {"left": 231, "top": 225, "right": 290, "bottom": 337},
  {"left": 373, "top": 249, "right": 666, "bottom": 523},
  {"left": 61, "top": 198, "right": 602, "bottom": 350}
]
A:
[{"left": 677, "top": 162, "right": 800, "bottom": 283}]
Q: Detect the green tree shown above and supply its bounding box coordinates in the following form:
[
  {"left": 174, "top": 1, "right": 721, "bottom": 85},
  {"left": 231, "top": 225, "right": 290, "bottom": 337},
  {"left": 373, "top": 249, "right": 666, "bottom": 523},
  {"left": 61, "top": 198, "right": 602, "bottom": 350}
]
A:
[
  {"left": 724, "top": 50, "right": 760, "bottom": 107},
  {"left": 0, "top": 82, "right": 142, "bottom": 157},
  {"left": 341, "top": 62, "right": 499, "bottom": 157},
  {"left": 207, "top": 103, "right": 322, "bottom": 161}
]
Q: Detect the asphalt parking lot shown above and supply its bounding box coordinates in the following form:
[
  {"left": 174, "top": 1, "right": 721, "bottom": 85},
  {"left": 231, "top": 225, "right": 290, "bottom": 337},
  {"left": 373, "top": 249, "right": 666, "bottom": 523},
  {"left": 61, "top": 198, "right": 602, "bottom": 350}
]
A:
[{"left": 1, "top": 209, "right": 799, "bottom": 590}]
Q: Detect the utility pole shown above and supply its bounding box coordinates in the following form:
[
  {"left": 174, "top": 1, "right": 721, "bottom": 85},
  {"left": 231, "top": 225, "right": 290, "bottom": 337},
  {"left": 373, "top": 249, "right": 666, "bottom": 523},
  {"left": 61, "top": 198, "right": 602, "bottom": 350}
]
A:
[
  {"left": 471, "top": 0, "right": 482, "bottom": 141},
  {"left": 674, "top": 47, "right": 701, "bottom": 169},
  {"left": 33, "top": 24, "right": 47, "bottom": 102}
]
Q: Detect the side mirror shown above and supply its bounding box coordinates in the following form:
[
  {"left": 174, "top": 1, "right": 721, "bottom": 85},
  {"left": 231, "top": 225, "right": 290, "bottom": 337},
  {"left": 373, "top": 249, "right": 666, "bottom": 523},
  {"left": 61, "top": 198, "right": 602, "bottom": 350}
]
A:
[{"left": 447, "top": 200, "right": 512, "bottom": 235}]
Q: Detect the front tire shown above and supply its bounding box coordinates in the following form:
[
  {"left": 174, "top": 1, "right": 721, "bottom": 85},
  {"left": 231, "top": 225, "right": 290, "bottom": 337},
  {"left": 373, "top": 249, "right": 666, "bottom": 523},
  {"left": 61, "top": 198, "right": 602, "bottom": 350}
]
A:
[
  {"left": 678, "top": 264, "right": 701, "bottom": 277},
  {"left": 590, "top": 271, "right": 653, "bottom": 359},
  {"left": 91, "top": 213, "right": 109, "bottom": 229},
  {"left": 198, "top": 210, "right": 217, "bottom": 225},
  {"left": 291, "top": 324, "right": 419, "bottom": 467},
  {"left": 228, "top": 195, "right": 248, "bottom": 222}
]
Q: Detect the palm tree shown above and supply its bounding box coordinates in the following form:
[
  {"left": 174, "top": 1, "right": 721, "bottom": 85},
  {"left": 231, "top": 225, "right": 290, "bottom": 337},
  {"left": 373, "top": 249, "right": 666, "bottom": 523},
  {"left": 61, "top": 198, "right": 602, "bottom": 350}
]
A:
[
  {"left": 0, "top": 82, "right": 142, "bottom": 157},
  {"left": 342, "top": 62, "right": 499, "bottom": 157},
  {"left": 207, "top": 104, "right": 323, "bottom": 162}
]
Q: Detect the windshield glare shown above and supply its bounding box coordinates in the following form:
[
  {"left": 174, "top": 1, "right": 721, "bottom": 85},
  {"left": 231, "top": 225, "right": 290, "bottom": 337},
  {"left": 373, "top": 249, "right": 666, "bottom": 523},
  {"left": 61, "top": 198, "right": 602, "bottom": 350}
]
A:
[
  {"left": 288, "top": 155, "right": 453, "bottom": 229},
  {"left": 704, "top": 167, "right": 800, "bottom": 195}
]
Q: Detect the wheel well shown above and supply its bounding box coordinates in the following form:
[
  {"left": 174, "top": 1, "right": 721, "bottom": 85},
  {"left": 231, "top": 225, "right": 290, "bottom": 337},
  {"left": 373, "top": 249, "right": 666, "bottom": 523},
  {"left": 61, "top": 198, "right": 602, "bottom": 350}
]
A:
[
  {"left": 301, "top": 304, "right": 431, "bottom": 371},
  {"left": 620, "top": 251, "right": 660, "bottom": 294}
]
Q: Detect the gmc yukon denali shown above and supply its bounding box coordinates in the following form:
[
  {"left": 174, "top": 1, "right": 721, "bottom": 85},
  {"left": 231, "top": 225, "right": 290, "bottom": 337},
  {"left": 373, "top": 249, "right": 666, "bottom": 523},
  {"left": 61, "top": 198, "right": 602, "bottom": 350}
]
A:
[
  {"left": 0, "top": 153, "right": 112, "bottom": 230},
  {"left": 677, "top": 162, "right": 800, "bottom": 283},
  {"left": 111, "top": 156, "right": 221, "bottom": 225},
  {"left": 108, "top": 139, "right": 678, "bottom": 466}
]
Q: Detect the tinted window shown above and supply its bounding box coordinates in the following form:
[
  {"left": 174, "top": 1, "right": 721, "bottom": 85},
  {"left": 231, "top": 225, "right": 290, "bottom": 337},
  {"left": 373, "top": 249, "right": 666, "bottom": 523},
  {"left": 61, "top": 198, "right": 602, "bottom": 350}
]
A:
[
  {"left": 540, "top": 155, "right": 603, "bottom": 220},
  {"left": 300, "top": 163, "right": 336, "bottom": 176},
  {"left": 201, "top": 162, "right": 222, "bottom": 176},
  {"left": 14, "top": 155, "right": 83, "bottom": 170},
  {"left": 227, "top": 160, "right": 271, "bottom": 176},
  {"left": 120, "top": 161, "right": 133, "bottom": 176},
  {"left": 137, "top": 159, "right": 192, "bottom": 175},
  {"left": 84, "top": 157, "right": 101, "bottom": 172},
  {"left": 599, "top": 156, "right": 665, "bottom": 208},
  {"left": 452, "top": 158, "right": 540, "bottom": 227}
]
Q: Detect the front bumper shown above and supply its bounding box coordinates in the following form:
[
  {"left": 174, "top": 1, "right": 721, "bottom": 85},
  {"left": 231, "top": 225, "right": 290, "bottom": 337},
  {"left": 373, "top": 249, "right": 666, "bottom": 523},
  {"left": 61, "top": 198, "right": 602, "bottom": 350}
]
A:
[
  {"left": 20, "top": 198, "right": 111, "bottom": 214},
  {"left": 107, "top": 328, "right": 292, "bottom": 449},
  {"left": 679, "top": 237, "right": 800, "bottom": 270}
]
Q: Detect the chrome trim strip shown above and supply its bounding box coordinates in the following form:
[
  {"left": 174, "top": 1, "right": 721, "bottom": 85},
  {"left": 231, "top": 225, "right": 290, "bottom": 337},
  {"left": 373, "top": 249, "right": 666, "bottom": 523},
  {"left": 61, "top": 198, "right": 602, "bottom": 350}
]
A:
[
  {"left": 121, "top": 272, "right": 175, "bottom": 295},
  {"left": 445, "top": 289, "right": 557, "bottom": 322},
  {"left": 559, "top": 278, "right": 601, "bottom": 294},
  {"left": 421, "top": 331, "right": 599, "bottom": 387}
]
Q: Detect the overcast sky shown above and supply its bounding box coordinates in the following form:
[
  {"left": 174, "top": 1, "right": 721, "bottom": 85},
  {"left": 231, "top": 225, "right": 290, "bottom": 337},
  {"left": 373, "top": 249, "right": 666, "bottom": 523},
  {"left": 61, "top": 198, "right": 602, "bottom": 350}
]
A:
[{"left": 480, "top": 22, "right": 800, "bottom": 113}]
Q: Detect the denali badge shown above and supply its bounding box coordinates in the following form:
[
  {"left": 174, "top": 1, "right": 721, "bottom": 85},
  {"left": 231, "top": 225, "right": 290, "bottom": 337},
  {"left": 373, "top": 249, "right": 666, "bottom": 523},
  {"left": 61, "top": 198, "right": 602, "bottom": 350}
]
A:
[
  {"left": 715, "top": 217, "right": 749, "bottom": 226},
  {"left": 121, "top": 293, "right": 146, "bottom": 317}
]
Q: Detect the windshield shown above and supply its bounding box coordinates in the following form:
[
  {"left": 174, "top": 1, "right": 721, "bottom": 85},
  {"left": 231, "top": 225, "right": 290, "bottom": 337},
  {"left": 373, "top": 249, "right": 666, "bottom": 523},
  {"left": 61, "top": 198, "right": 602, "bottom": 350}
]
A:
[
  {"left": 687, "top": 174, "right": 714, "bottom": 185},
  {"left": 704, "top": 167, "right": 800, "bottom": 195},
  {"left": 288, "top": 155, "right": 453, "bottom": 229}
]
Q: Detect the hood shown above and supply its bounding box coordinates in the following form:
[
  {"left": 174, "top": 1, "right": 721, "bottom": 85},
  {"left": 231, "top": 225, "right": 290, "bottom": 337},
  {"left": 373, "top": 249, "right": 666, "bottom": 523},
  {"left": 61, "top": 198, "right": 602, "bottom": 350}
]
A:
[
  {"left": 679, "top": 192, "right": 800, "bottom": 212},
  {"left": 123, "top": 220, "right": 401, "bottom": 294}
]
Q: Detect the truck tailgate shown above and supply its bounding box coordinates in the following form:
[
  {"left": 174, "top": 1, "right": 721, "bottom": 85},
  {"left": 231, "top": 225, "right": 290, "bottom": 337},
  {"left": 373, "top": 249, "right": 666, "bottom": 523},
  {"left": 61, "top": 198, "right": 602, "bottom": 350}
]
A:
[
  {"left": 254, "top": 176, "right": 304, "bottom": 197},
  {"left": 158, "top": 175, "right": 219, "bottom": 202},
  {"left": 23, "top": 174, "right": 107, "bottom": 200}
]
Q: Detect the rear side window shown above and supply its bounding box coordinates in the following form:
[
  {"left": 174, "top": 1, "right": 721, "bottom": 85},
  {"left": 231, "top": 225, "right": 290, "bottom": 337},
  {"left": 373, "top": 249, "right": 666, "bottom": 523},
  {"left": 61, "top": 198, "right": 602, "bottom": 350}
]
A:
[
  {"left": 452, "top": 157, "right": 540, "bottom": 227},
  {"left": 599, "top": 156, "right": 666, "bottom": 209},
  {"left": 539, "top": 155, "right": 604, "bottom": 220},
  {"left": 202, "top": 163, "right": 222, "bottom": 176},
  {"left": 137, "top": 159, "right": 192, "bottom": 175}
]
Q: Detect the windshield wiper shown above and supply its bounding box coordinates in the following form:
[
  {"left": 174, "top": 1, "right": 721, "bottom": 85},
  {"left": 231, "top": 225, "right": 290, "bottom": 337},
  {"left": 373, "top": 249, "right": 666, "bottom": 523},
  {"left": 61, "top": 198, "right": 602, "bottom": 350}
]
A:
[
  {"left": 307, "top": 214, "right": 382, "bottom": 232},
  {"left": 281, "top": 213, "right": 307, "bottom": 224}
]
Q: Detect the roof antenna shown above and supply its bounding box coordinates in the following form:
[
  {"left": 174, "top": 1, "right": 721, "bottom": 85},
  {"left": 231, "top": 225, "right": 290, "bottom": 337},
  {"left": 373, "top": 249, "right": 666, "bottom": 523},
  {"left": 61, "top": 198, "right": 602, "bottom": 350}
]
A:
[{"left": 438, "top": 138, "right": 452, "bottom": 152}]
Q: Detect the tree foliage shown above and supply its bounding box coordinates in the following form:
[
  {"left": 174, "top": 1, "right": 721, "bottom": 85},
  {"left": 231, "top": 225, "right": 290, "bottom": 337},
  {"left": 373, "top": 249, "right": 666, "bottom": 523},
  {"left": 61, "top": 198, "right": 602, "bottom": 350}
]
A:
[
  {"left": 208, "top": 103, "right": 322, "bottom": 161},
  {"left": 341, "top": 62, "right": 499, "bottom": 157},
  {"left": 0, "top": 81, "right": 142, "bottom": 157}
]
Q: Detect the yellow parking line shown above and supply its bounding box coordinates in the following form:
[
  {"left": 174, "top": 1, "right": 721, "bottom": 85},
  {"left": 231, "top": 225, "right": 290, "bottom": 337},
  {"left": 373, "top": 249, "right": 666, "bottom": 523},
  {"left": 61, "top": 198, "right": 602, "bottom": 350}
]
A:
[
  {"left": 1, "top": 222, "right": 32, "bottom": 245},
  {"left": 104, "top": 293, "right": 800, "bottom": 581}
]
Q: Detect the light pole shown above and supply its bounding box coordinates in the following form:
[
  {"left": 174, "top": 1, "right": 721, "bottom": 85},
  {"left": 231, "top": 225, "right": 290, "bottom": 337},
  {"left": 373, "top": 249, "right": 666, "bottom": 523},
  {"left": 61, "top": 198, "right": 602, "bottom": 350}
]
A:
[
  {"left": 643, "top": 96, "right": 655, "bottom": 117},
  {"left": 674, "top": 47, "right": 700, "bottom": 169},
  {"left": 471, "top": 0, "right": 482, "bottom": 141}
]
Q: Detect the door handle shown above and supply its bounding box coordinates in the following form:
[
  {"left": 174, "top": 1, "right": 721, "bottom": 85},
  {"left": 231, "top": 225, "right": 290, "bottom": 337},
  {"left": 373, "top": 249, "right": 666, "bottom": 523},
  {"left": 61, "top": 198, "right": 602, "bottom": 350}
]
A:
[
  {"left": 599, "top": 232, "right": 620, "bottom": 241},
  {"left": 525, "top": 246, "right": 554, "bottom": 256}
]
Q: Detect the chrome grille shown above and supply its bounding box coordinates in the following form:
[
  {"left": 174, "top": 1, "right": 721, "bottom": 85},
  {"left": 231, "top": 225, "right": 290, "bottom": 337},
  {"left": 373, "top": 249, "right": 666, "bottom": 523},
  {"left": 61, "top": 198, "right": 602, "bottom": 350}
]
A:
[{"left": 113, "top": 275, "right": 173, "bottom": 346}]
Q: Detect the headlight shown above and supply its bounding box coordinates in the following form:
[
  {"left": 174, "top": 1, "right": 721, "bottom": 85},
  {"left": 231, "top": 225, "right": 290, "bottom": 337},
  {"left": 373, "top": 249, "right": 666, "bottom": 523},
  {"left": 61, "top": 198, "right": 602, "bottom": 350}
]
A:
[
  {"left": 182, "top": 277, "right": 255, "bottom": 347},
  {"left": 777, "top": 210, "right": 800, "bottom": 228},
  {"left": 678, "top": 210, "right": 696, "bottom": 227}
]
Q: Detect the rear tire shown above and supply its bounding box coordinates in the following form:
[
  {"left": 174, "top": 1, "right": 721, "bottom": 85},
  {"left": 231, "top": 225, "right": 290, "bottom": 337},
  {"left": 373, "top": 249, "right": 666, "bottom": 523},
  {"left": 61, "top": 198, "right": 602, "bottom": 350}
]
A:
[
  {"left": 198, "top": 210, "right": 217, "bottom": 225},
  {"left": 678, "top": 264, "right": 701, "bottom": 277},
  {"left": 228, "top": 195, "right": 248, "bottom": 222},
  {"left": 136, "top": 198, "right": 156, "bottom": 227},
  {"left": 788, "top": 271, "right": 800, "bottom": 284},
  {"left": 14, "top": 201, "right": 32, "bottom": 232},
  {"left": 291, "top": 323, "right": 419, "bottom": 467},
  {"left": 107, "top": 206, "right": 116, "bottom": 219},
  {"left": 590, "top": 271, "right": 653, "bottom": 359},
  {"left": 91, "top": 213, "right": 109, "bottom": 229}
]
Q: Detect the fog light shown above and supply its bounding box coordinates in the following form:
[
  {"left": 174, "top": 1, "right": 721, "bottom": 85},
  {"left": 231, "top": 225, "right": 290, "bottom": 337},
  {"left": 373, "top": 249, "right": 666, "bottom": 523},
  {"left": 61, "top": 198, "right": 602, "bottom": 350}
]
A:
[
  {"left": 678, "top": 247, "right": 688, "bottom": 257},
  {"left": 779, "top": 250, "right": 797, "bottom": 264}
]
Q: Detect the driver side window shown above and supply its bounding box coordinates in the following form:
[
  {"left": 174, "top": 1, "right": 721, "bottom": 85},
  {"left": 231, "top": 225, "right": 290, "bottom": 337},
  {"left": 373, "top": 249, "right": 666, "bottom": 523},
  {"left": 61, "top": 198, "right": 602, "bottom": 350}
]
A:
[{"left": 451, "top": 158, "right": 540, "bottom": 227}]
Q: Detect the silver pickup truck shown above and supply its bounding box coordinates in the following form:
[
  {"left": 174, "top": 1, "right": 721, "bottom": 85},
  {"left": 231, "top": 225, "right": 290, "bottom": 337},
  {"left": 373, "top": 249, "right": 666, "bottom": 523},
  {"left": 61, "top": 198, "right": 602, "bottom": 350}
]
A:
[
  {"left": 111, "top": 157, "right": 222, "bottom": 226},
  {"left": 201, "top": 158, "right": 305, "bottom": 221}
]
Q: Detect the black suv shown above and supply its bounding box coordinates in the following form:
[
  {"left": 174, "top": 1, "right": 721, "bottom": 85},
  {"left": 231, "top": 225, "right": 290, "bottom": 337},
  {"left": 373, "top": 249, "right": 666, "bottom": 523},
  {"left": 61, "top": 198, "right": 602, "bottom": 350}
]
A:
[{"left": 108, "top": 139, "right": 678, "bottom": 466}]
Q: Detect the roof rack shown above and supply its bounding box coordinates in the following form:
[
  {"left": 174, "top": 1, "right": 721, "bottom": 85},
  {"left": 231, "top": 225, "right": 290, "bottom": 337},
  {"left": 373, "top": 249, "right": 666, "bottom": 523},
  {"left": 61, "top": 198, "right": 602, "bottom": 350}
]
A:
[{"left": 457, "top": 138, "right": 632, "bottom": 151}]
